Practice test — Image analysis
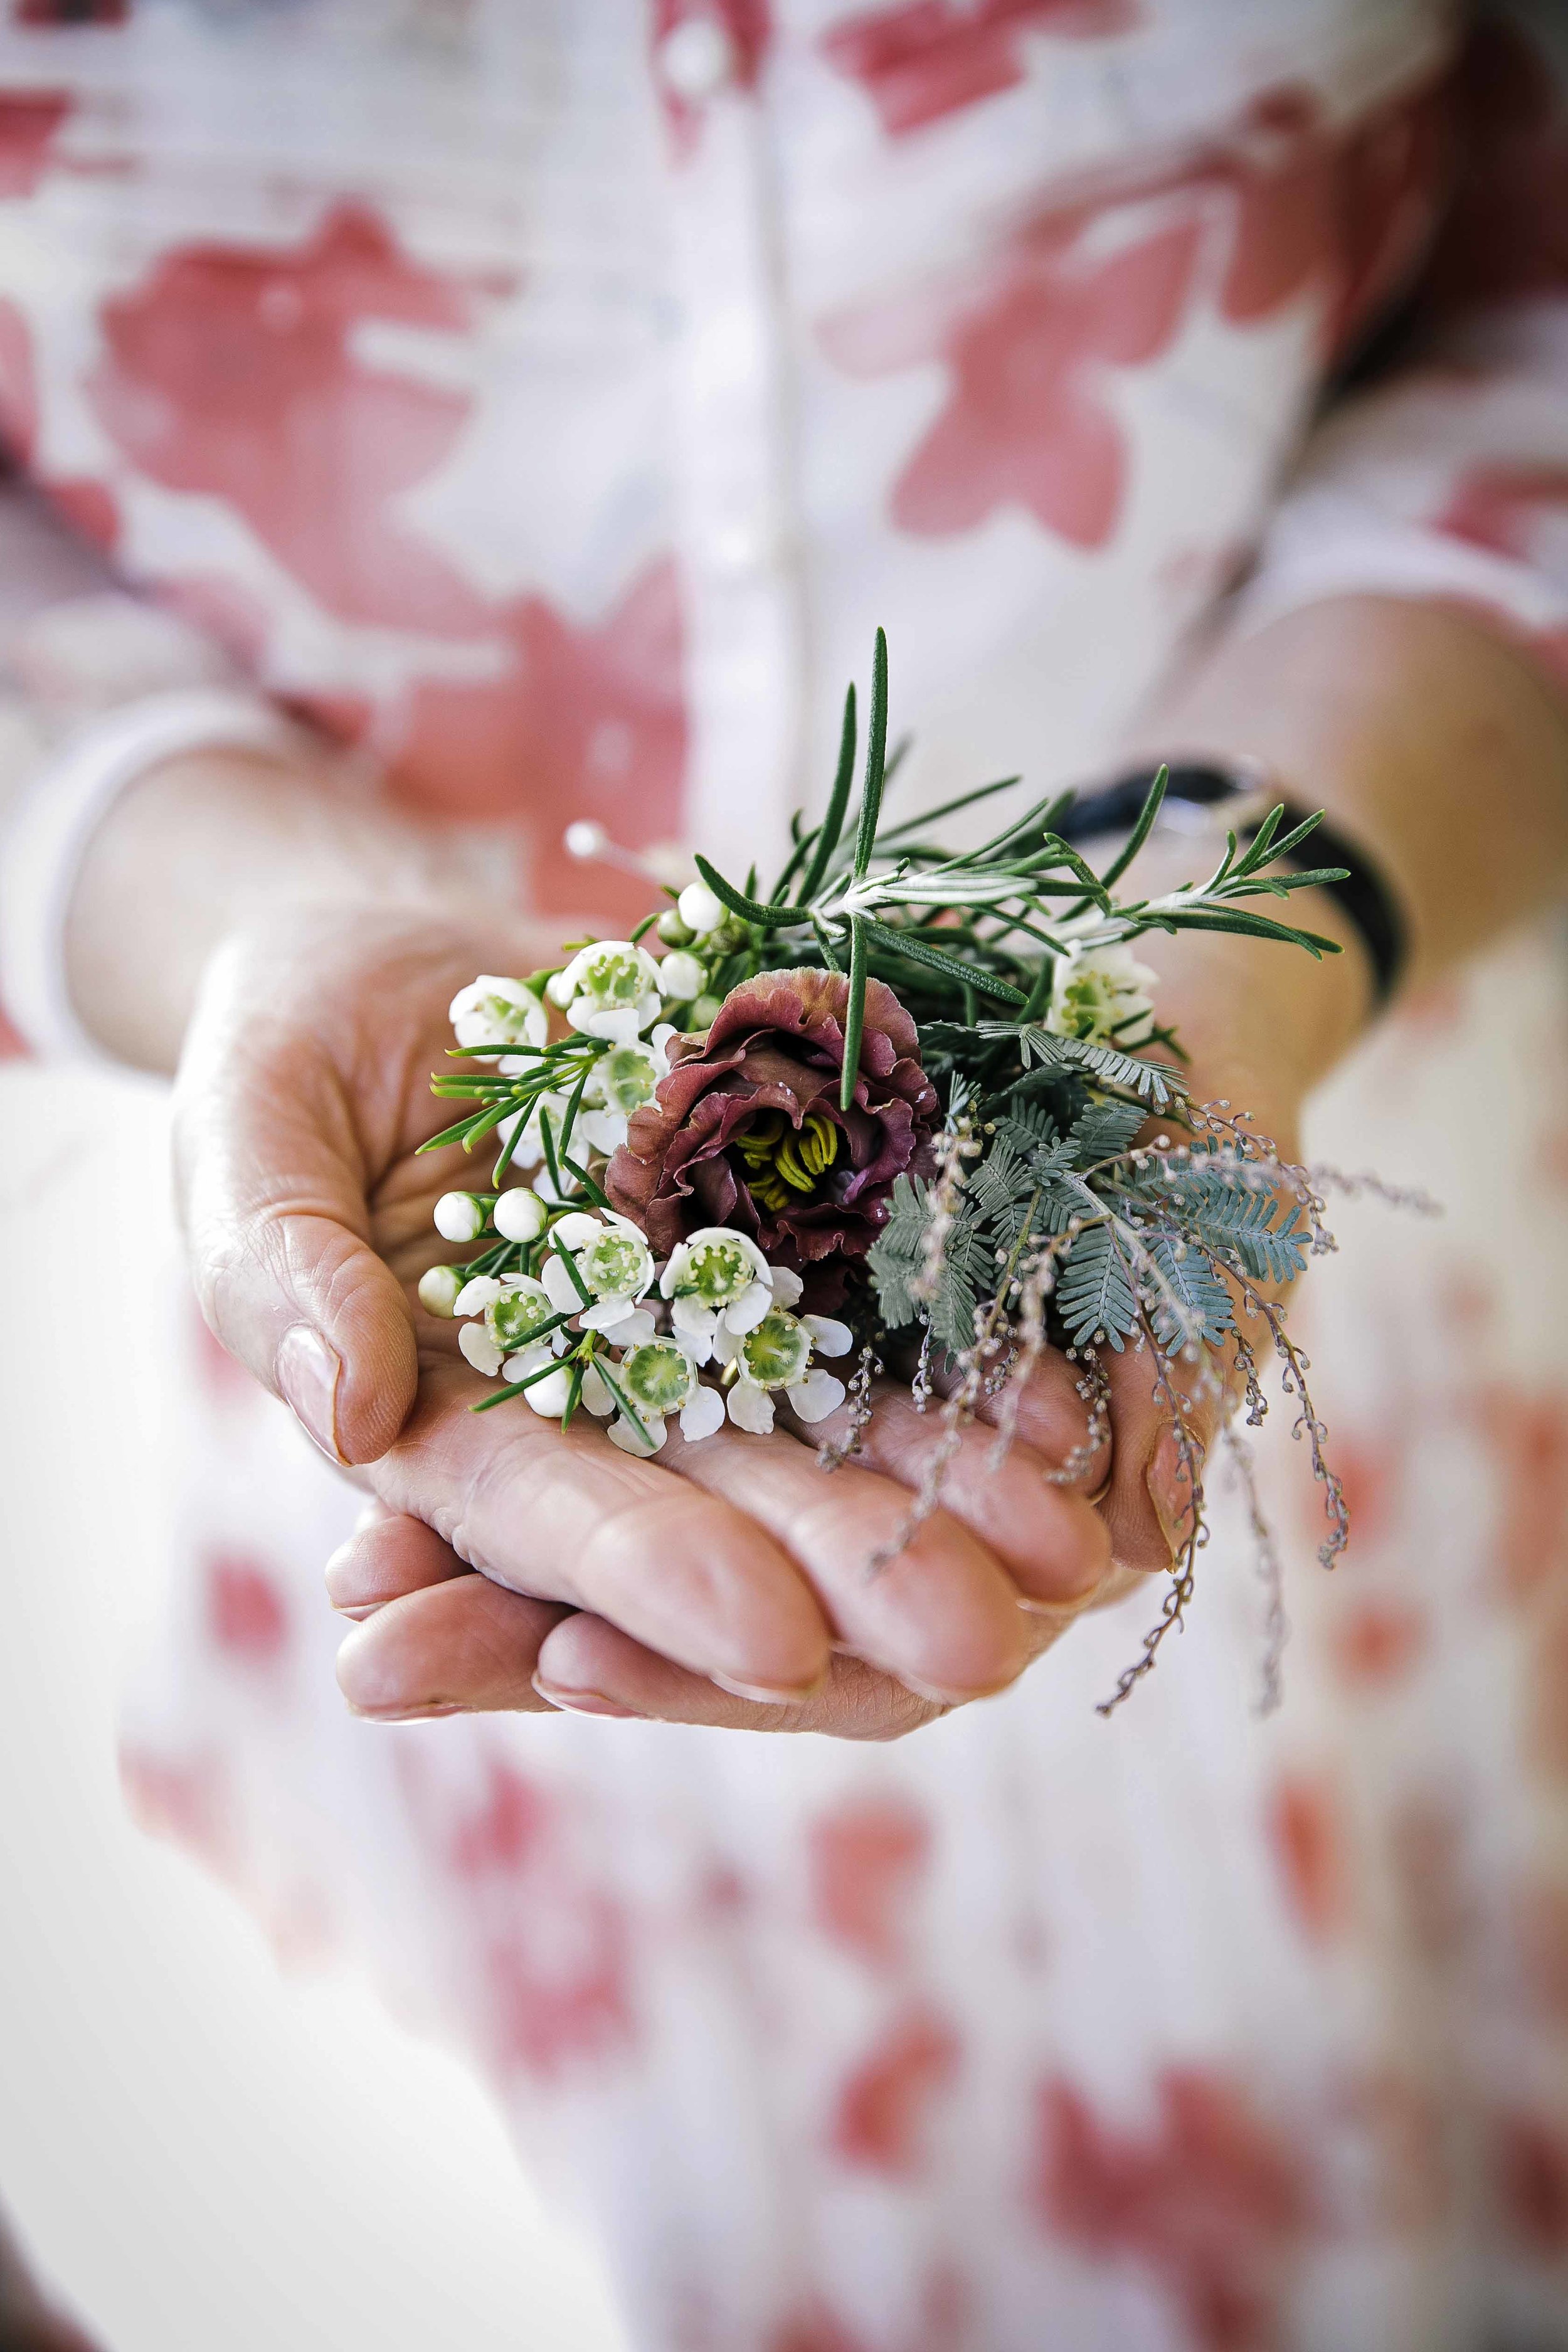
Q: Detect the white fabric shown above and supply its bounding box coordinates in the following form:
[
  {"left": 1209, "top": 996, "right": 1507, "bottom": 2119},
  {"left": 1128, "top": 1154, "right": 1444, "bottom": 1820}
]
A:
[{"left": 0, "top": 687, "right": 298, "bottom": 1061}]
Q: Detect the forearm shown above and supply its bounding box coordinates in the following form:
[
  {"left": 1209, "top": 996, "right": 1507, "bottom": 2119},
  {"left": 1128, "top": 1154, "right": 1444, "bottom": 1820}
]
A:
[
  {"left": 64, "top": 740, "right": 531, "bottom": 1073},
  {"left": 1119, "top": 593, "right": 1568, "bottom": 1121}
]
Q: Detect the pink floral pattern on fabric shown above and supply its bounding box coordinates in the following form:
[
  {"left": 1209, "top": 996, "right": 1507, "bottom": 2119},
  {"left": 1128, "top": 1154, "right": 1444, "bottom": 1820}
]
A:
[
  {"left": 88, "top": 202, "right": 497, "bottom": 638},
  {"left": 382, "top": 557, "right": 688, "bottom": 923},
  {"left": 0, "top": 88, "right": 70, "bottom": 194},
  {"left": 822, "top": 204, "right": 1202, "bottom": 547},
  {"left": 1034, "top": 2070, "right": 1313, "bottom": 2352},
  {"left": 0, "top": 6, "right": 1564, "bottom": 2347},
  {"left": 819, "top": 0, "right": 1137, "bottom": 139},
  {"left": 821, "top": 78, "right": 1446, "bottom": 550}
]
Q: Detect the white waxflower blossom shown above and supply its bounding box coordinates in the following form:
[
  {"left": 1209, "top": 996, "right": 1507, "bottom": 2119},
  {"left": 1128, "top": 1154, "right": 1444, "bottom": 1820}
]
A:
[
  {"left": 606, "top": 1305, "right": 659, "bottom": 1348},
  {"left": 458, "top": 1318, "right": 506, "bottom": 1377},
  {"left": 575, "top": 1025, "right": 676, "bottom": 1156},
  {"left": 1045, "top": 930, "right": 1158, "bottom": 1049},
  {"left": 801, "top": 1314, "right": 854, "bottom": 1358},
  {"left": 492, "top": 1187, "right": 548, "bottom": 1242},
  {"left": 454, "top": 1273, "right": 565, "bottom": 1380},
  {"left": 484, "top": 1274, "right": 564, "bottom": 1356},
  {"left": 519, "top": 1355, "right": 616, "bottom": 1420},
  {"left": 541, "top": 1210, "right": 657, "bottom": 1333},
  {"left": 448, "top": 973, "right": 548, "bottom": 1053},
  {"left": 658, "top": 1226, "right": 803, "bottom": 1362},
  {"left": 655, "top": 950, "right": 706, "bottom": 1004},
  {"left": 453, "top": 1273, "right": 504, "bottom": 1316},
  {"left": 495, "top": 1092, "right": 570, "bottom": 1173},
  {"left": 554, "top": 940, "right": 665, "bottom": 1045},
  {"left": 433, "top": 1191, "right": 490, "bottom": 1243},
  {"left": 520, "top": 1360, "right": 573, "bottom": 1416},
  {"left": 715, "top": 1306, "right": 848, "bottom": 1434},
  {"left": 532, "top": 1160, "right": 585, "bottom": 1205},
  {"left": 603, "top": 1338, "right": 725, "bottom": 1456},
  {"left": 677, "top": 881, "right": 725, "bottom": 936},
  {"left": 416, "top": 1264, "right": 465, "bottom": 1318}
]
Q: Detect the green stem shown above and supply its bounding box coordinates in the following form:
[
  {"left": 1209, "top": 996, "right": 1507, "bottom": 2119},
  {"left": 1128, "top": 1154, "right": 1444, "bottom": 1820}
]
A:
[
  {"left": 851, "top": 628, "right": 889, "bottom": 881},
  {"left": 795, "top": 681, "right": 857, "bottom": 906},
  {"left": 840, "top": 915, "right": 868, "bottom": 1113}
]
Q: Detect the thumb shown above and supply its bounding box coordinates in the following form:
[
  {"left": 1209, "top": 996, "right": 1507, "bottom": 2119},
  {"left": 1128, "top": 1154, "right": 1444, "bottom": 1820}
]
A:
[{"left": 173, "top": 994, "right": 418, "bottom": 1467}]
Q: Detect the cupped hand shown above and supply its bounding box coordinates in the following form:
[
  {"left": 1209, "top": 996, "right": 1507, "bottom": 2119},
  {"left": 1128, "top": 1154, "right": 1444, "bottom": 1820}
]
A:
[{"left": 174, "top": 904, "right": 1167, "bottom": 1738}]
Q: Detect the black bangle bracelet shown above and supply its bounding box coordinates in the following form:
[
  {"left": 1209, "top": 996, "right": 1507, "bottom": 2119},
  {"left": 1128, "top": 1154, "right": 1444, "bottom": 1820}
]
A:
[{"left": 1054, "top": 761, "right": 1409, "bottom": 1008}]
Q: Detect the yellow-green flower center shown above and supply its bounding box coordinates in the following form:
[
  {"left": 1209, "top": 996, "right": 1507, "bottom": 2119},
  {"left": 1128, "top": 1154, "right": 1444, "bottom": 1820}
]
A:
[{"left": 734, "top": 1110, "right": 839, "bottom": 1214}]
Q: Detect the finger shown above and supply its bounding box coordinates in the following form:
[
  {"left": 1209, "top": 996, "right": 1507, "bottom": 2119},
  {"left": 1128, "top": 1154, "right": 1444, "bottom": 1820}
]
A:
[
  {"left": 335, "top": 1571, "right": 571, "bottom": 1720},
  {"left": 368, "top": 1360, "right": 836, "bottom": 1698},
  {"left": 653, "top": 1418, "right": 1034, "bottom": 1704},
  {"left": 173, "top": 938, "right": 418, "bottom": 1466},
  {"left": 536, "top": 1599, "right": 1081, "bottom": 1736},
  {"left": 329, "top": 1510, "right": 1083, "bottom": 1735},
  {"left": 914, "top": 1343, "right": 1113, "bottom": 1493},
  {"left": 538, "top": 1617, "right": 947, "bottom": 1737},
  {"left": 325, "top": 1506, "right": 469, "bottom": 1619},
  {"left": 810, "top": 1377, "right": 1113, "bottom": 1609},
  {"left": 1098, "top": 1340, "right": 1228, "bottom": 1573}
]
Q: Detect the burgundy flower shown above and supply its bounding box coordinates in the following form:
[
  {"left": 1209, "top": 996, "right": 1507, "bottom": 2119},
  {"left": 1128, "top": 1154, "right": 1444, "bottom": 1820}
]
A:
[{"left": 606, "top": 968, "right": 938, "bottom": 1266}]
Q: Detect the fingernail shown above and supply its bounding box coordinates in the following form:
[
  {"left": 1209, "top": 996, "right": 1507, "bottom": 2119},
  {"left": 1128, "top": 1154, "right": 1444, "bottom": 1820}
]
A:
[
  {"left": 355, "top": 1702, "right": 465, "bottom": 1723},
  {"left": 1147, "top": 1429, "right": 1205, "bottom": 1561},
  {"left": 532, "top": 1679, "right": 642, "bottom": 1719},
  {"left": 278, "top": 1324, "right": 345, "bottom": 1464},
  {"left": 324, "top": 1536, "right": 368, "bottom": 1612},
  {"left": 710, "top": 1670, "right": 822, "bottom": 1705},
  {"left": 900, "top": 1675, "right": 989, "bottom": 1707}
]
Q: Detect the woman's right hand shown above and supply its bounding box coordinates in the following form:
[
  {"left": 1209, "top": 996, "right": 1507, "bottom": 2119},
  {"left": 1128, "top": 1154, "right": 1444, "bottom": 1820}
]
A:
[{"left": 172, "top": 904, "right": 1127, "bottom": 1737}]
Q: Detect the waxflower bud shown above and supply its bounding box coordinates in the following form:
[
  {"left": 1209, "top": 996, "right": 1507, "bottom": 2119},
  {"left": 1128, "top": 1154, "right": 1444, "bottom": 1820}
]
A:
[
  {"left": 657, "top": 950, "right": 706, "bottom": 1004},
  {"left": 677, "top": 881, "right": 724, "bottom": 936},
  {"left": 417, "top": 1264, "right": 465, "bottom": 1318},
  {"left": 688, "top": 993, "right": 724, "bottom": 1030},
  {"left": 656, "top": 909, "right": 693, "bottom": 946},
  {"left": 493, "top": 1187, "right": 548, "bottom": 1242},
  {"left": 433, "top": 1191, "right": 489, "bottom": 1242}
]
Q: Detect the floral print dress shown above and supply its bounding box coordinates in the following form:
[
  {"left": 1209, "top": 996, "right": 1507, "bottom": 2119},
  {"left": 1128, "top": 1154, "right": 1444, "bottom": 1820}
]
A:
[{"left": 3, "top": 3, "right": 1568, "bottom": 2346}]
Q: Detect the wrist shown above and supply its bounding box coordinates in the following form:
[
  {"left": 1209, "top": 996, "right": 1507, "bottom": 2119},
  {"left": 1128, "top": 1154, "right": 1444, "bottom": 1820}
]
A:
[
  {"left": 64, "top": 739, "right": 532, "bottom": 1073},
  {"left": 1125, "top": 817, "right": 1374, "bottom": 1142}
]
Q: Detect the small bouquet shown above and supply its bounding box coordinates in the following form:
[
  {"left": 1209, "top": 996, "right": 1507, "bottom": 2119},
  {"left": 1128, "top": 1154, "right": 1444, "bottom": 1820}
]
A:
[{"left": 419, "top": 632, "right": 1372, "bottom": 1709}]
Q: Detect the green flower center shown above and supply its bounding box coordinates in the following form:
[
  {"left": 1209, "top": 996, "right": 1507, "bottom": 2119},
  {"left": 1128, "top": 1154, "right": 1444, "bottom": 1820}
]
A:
[
  {"left": 620, "top": 1342, "right": 693, "bottom": 1414},
  {"left": 581, "top": 949, "right": 645, "bottom": 1006},
  {"left": 581, "top": 1230, "right": 647, "bottom": 1298},
  {"left": 599, "top": 1044, "right": 659, "bottom": 1115},
  {"left": 489, "top": 1286, "right": 554, "bottom": 1348},
  {"left": 1058, "top": 970, "right": 1123, "bottom": 1040},
  {"left": 739, "top": 1309, "right": 811, "bottom": 1391},
  {"left": 679, "top": 1237, "right": 753, "bottom": 1307},
  {"left": 475, "top": 991, "right": 535, "bottom": 1042}
]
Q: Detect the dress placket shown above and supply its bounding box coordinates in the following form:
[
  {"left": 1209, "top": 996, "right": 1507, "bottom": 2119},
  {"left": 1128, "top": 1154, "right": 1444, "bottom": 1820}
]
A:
[{"left": 655, "top": 13, "right": 807, "bottom": 889}]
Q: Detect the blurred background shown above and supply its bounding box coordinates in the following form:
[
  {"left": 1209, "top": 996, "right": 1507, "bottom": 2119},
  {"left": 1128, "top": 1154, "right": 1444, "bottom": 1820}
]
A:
[{"left": 0, "top": 1056, "right": 625, "bottom": 2352}]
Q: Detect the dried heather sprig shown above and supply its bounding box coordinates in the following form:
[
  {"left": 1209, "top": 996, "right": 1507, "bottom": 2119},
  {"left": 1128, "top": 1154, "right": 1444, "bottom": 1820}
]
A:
[{"left": 1221, "top": 1419, "right": 1290, "bottom": 1716}]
